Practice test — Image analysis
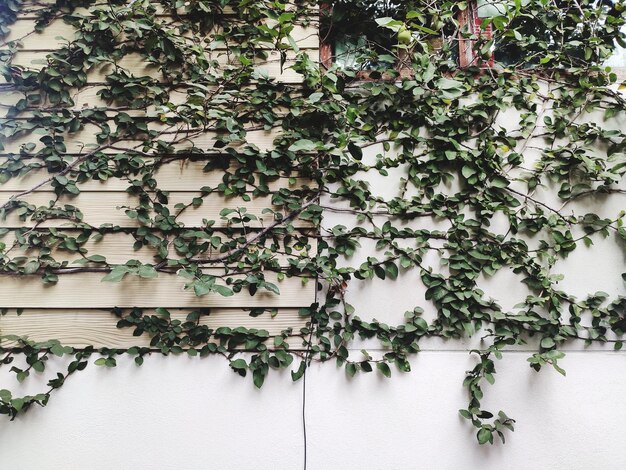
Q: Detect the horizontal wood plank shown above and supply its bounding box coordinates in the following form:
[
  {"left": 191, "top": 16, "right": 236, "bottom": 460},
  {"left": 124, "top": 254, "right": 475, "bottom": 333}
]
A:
[
  {"left": 0, "top": 308, "right": 308, "bottom": 348},
  {"left": 16, "top": 2, "right": 319, "bottom": 19},
  {"left": 0, "top": 191, "right": 312, "bottom": 228},
  {"left": 0, "top": 271, "right": 315, "bottom": 308},
  {"left": 0, "top": 86, "right": 187, "bottom": 118},
  {"left": 0, "top": 160, "right": 310, "bottom": 192},
  {"left": 2, "top": 19, "right": 318, "bottom": 50},
  {"left": 1, "top": 124, "right": 283, "bottom": 154},
  {"left": 0, "top": 87, "right": 290, "bottom": 118},
  {"left": 1, "top": 230, "right": 317, "bottom": 265},
  {"left": 3, "top": 50, "right": 317, "bottom": 84}
]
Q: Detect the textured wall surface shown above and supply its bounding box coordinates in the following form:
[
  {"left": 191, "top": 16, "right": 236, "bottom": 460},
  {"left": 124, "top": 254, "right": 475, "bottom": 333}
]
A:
[
  {"left": 0, "top": 5, "right": 319, "bottom": 342},
  {"left": 1, "top": 351, "right": 626, "bottom": 470},
  {"left": 1, "top": 189, "right": 624, "bottom": 469},
  {"left": 1, "top": 3, "right": 625, "bottom": 468}
]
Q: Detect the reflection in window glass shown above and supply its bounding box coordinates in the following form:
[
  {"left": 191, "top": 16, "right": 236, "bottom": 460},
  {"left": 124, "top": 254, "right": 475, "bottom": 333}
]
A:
[
  {"left": 475, "top": 0, "right": 528, "bottom": 66},
  {"left": 605, "top": 25, "right": 626, "bottom": 68},
  {"left": 324, "top": 1, "right": 410, "bottom": 71},
  {"left": 476, "top": 0, "right": 508, "bottom": 18},
  {"left": 334, "top": 35, "right": 368, "bottom": 70},
  {"left": 475, "top": 0, "right": 626, "bottom": 69}
]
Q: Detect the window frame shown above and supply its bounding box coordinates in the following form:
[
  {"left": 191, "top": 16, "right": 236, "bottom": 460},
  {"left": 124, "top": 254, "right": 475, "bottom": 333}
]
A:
[
  {"left": 319, "top": 1, "right": 626, "bottom": 79},
  {"left": 318, "top": 2, "right": 415, "bottom": 81},
  {"left": 318, "top": 2, "right": 483, "bottom": 78},
  {"left": 457, "top": 1, "right": 494, "bottom": 69}
]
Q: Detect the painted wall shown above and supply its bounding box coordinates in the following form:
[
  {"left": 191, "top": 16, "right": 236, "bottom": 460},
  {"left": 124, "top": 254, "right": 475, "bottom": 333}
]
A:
[
  {"left": 1, "top": 4, "right": 625, "bottom": 469},
  {"left": 1, "top": 151, "right": 624, "bottom": 470},
  {"left": 1, "top": 351, "right": 626, "bottom": 470}
]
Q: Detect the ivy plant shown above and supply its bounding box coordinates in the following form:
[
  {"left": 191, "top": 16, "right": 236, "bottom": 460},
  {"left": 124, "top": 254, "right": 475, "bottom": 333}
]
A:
[{"left": 0, "top": 0, "right": 625, "bottom": 445}]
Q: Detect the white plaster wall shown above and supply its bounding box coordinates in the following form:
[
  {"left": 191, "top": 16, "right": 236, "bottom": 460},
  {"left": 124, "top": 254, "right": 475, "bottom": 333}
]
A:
[
  {"left": 2, "top": 352, "right": 626, "bottom": 470},
  {"left": 1, "top": 188, "right": 624, "bottom": 470},
  {"left": 1, "top": 93, "right": 625, "bottom": 469}
]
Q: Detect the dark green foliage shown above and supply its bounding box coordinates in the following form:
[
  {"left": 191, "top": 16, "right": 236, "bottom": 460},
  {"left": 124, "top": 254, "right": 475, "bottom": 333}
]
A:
[{"left": 0, "top": 0, "right": 625, "bottom": 445}]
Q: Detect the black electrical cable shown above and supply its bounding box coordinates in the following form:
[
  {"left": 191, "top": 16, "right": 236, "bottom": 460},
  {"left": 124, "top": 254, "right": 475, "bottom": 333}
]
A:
[{"left": 302, "top": 319, "right": 315, "bottom": 470}]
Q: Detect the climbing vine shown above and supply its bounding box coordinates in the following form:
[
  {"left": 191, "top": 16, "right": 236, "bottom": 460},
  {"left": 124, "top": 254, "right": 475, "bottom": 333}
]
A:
[{"left": 0, "top": 0, "right": 625, "bottom": 446}]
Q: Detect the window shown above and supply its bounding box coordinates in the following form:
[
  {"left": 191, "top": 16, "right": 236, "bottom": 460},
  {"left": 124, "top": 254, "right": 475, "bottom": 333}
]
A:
[
  {"left": 320, "top": 1, "right": 423, "bottom": 79},
  {"left": 458, "top": 0, "right": 495, "bottom": 68},
  {"left": 320, "top": 1, "right": 495, "bottom": 76},
  {"left": 321, "top": 0, "right": 626, "bottom": 77},
  {"left": 461, "top": 0, "right": 626, "bottom": 72},
  {"left": 606, "top": 26, "right": 626, "bottom": 72}
]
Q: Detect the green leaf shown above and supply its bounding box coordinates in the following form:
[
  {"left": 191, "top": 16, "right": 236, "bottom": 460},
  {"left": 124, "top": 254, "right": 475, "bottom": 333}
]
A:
[
  {"left": 385, "top": 262, "right": 398, "bottom": 280},
  {"left": 193, "top": 282, "right": 211, "bottom": 296},
  {"left": 377, "top": 362, "right": 391, "bottom": 378},
  {"left": 23, "top": 261, "right": 40, "bottom": 275},
  {"left": 491, "top": 176, "right": 509, "bottom": 188},
  {"left": 101, "top": 266, "right": 129, "bottom": 283},
  {"left": 11, "top": 398, "right": 25, "bottom": 412},
  {"left": 436, "top": 77, "right": 463, "bottom": 90},
  {"left": 50, "top": 344, "right": 66, "bottom": 357},
  {"left": 138, "top": 265, "right": 158, "bottom": 278},
  {"left": 291, "top": 361, "right": 306, "bottom": 381},
  {"left": 230, "top": 359, "right": 247, "bottom": 370},
  {"left": 477, "top": 428, "right": 493, "bottom": 445},
  {"left": 308, "top": 92, "right": 324, "bottom": 103},
  {"left": 461, "top": 166, "right": 476, "bottom": 179},
  {"left": 262, "top": 282, "right": 280, "bottom": 295},
  {"left": 213, "top": 284, "right": 234, "bottom": 297},
  {"left": 54, "top": 175, "right": 68, "bottom": 186},
  {"left": 374, "top": 17, "right": 404, "bottom": 31},
  {"left": 348, "top": 142, "right": 363, "bottom": 160},
  {"left": 253, "top": 368, "right": 266, "bottom": 388},
  {"left": 155, "top": 307, "right": 170, "bottom": 318},
  {"left": 413, "top": 24, "right": 438, "bottom": 35},
  {"left": 288, "top": 139, "right": 317, "bottom": 152}
]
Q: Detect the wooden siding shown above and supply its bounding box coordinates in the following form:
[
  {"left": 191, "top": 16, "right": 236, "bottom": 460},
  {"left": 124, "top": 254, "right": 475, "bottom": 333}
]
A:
[
  {"left": 0, "top": 309, "right": 308, "bottom": 348},
  {"left": 0, "top": 3, "right": 319, "bottom": 348},
  {"left": 0, "top": 191, "right": 312, "bottom": 228},
  {"left": 0, "top": 271, "right": 315, "bottom": 308},
  {"left": 0, "top": 86, "right": 190, "bottom": 118},
  {"left": 2, "top": 50, "right": 316, "bottom": 85},
  {"left": 0, "top": 88, "right": 291, "bottom": 118},
  {"left": 1, "top": 125, "right": 285, "bottom": 154},
  {"left": 0, "top": 231, "right": 317, "bottom": 265},
  {"left": 2, "top": 19, "right": 319, "bottom": 51},
  {"left": 0, "top": 161, "right": 309, "bottom": 192}
]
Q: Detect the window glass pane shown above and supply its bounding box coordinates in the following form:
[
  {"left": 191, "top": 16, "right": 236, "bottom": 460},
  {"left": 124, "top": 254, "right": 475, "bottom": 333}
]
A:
[
  {"left": 475, "top": 0, "right": 526, "bottom": 66},
  {"left": 475, "top": 0, "right": 626, "bottom": 69},
  {"left": 476, "top": 0, "right": 508, "bottom": 18},
  {"left": 605, "top": 25, "right": 626, "bottom": 68},
  {"left": 326, "top": 0, "right": 409, "bottom": 71},
  {"left": 334, "top": 35, "right": 366, "bottom": 70}
]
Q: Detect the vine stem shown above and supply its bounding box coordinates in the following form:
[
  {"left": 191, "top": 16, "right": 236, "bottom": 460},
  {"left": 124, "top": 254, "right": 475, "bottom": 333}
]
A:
[
  {"left": 505, "top": 186, "right": 570, "bottom": 222},
  {"left": 0, "top": 140, "right": 119, "bottom": 209},
  {"left": 194, "top": 195, "right": 320, "bottom": 264}
]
